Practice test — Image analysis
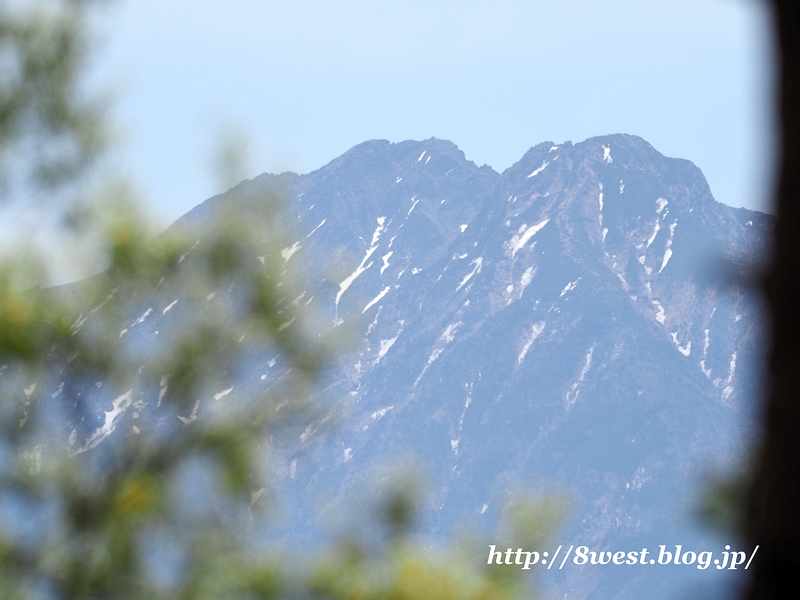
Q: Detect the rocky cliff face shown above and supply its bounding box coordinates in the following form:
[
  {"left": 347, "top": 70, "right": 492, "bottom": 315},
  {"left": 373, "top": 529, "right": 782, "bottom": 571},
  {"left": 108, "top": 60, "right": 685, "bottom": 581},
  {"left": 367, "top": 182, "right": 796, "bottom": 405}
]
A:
[{"left": 74, "top": 134, "right": 773, "bottom": 599}]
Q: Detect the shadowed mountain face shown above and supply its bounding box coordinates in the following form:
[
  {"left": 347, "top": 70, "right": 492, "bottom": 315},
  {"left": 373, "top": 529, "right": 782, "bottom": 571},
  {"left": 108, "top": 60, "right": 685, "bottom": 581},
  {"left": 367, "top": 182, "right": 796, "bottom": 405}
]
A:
[{"left": 80, "top": 134, "right": 772, "bottom": 598}]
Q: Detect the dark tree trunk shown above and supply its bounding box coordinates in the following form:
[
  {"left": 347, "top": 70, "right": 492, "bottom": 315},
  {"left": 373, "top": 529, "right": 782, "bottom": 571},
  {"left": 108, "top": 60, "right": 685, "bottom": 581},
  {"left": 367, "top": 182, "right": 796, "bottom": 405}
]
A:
[{"left": 745, "top": 2, "right": 800, "bottom": 597}]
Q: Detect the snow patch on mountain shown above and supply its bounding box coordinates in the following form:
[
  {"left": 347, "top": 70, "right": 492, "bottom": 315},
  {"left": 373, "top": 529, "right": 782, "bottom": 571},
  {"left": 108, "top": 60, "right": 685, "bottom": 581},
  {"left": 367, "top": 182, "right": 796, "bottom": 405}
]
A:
[
  {"left": 646, "top": 221, "right": 661, "bottom": 249},
  {"left": 407, "top": 197, "right": 420, "bottom": 217},
  {"left": 371, "top": 406, "right": 394, "bottom": 421},
  {"left": 381, "top": 251, "right": 393, "bottom": 275},
  {"left": 700, "top": 329, "right": 712, "bottom": 378},
  {"left": 652, "top": 300, "right": 666, "bottom": 324},
  {"left": 162, "top": 299, "right": 178, "bottom": 315},
  {"left": 374, "top": 320, "right": 404, "bottom": 365},
  {"left": 519, "top": 266, "right": 536, "bottom": 296},
  {"left": 566, "top": 346, "right": 595, "bottom": 407},
  {"left": 335, "top": 217, "right": 386, "bottom": 310},
  {"left": 282, "top": 241, "right": 302, "bottom": 262},
  {"left": 528, "top": 161, "right": 550, "bottom": 178},
  {"left": 722, "top": 352, "right": 738, "bottom": 399},
  {"left": 415, "top": 321, "right": 463, "bottom": 386},
  {"left": 659, "top": 221, "right": 677, "bottom": 273},
  {"left": 457, "top": 258, "right": 483, "bottom": 291},
  {"left": 518, "top": 322, "right": 546, "bottom": 365},
  {"left": 214, "top": 387, "right": 233, "bottom": 400},
  {"left": 559, "top": 279, "right": 580, "bottom": 298},
  {"left": 670, "top": 332, "right": 691, "bottom": 357},
  {"left": 77, "top": 390, "right": 134, "bottom": 453},
  {"left": 508, "top": 219, "right": 550, "bottom": 257},
  {"left": 178, "top": 400, "right": 200, "bottom": 424},
  {"left": 599, "top": 183, "right": 604, "bottom": 212},
  {"left": 363, "top": 286, "right": 390, "bottom": 313}
]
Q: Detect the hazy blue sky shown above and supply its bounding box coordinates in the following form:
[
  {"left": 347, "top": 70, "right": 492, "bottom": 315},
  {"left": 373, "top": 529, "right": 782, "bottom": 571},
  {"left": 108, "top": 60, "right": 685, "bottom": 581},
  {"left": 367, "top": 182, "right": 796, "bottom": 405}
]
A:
[{"left": 93, "top": 0, "right": 774, "bottom": 225}]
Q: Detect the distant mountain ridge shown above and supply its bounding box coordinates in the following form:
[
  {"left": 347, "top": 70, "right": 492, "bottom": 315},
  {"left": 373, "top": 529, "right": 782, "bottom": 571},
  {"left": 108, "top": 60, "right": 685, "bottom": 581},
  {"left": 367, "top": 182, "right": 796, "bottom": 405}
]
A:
[{"left": 83, "top": 134, "right": 773, "bottom": 599}]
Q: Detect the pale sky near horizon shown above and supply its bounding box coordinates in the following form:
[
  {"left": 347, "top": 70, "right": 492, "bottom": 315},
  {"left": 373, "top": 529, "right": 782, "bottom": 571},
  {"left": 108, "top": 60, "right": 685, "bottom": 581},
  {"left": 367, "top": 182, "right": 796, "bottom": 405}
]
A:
[{"left": 93, "top": 0, "right": 773, "bottom": 226}]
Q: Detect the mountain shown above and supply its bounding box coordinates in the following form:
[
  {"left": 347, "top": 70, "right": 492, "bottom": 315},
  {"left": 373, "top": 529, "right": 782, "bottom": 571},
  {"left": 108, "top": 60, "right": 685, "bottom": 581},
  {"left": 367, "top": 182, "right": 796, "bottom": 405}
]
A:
[{"left": 75, "top": 134, "right": 774, "bottom": 599}]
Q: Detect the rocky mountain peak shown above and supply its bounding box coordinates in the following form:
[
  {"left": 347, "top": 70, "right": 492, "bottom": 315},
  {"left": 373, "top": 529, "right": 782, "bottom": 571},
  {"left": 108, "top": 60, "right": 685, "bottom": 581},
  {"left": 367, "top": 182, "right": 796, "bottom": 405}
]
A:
[{"left": 51, "top": 134, "right": 772, "bottom": 600}]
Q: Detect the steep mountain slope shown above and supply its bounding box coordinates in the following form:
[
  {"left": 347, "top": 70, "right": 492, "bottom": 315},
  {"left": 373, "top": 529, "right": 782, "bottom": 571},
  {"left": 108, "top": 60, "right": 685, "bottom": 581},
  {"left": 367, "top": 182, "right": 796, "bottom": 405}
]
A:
[{"left": 72, "top": 134, "right": 771, "bottom": 599}]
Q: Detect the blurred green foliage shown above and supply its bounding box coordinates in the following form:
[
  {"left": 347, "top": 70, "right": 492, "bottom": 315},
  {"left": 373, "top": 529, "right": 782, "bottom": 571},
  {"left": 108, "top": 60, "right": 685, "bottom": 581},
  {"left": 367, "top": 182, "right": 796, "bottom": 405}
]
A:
[
  {"left": 304, "top": 485, "right": 564, "bottom": 600},
  {"left": 698, "top": 457, "right": 754, "bottom": 538},
  {"left": 0, "top": 2, "right": 561, "bottom": 598},
  {"left": 0, "top": 0, "right": 106, "bottom": 199},
  {"left": 0, "top": 193, "right": 318, "bottom": 597}
]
